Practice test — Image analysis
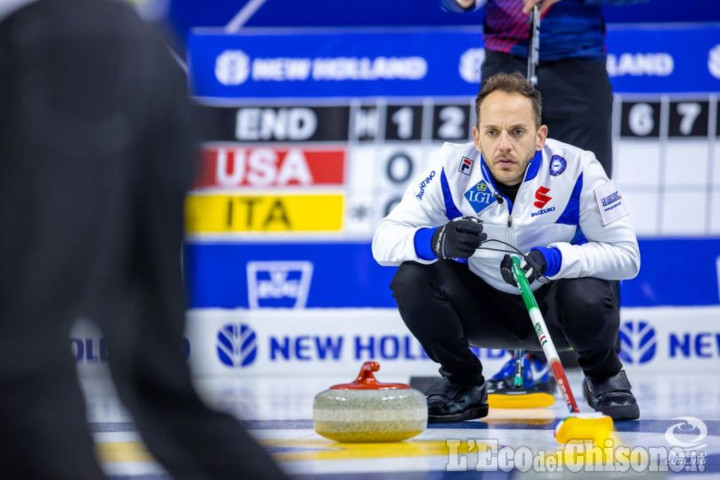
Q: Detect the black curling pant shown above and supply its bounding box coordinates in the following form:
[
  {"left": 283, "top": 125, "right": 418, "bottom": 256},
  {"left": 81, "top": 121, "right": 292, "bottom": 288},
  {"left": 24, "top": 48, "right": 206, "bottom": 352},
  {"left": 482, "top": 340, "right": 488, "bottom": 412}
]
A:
[{"left": 391, "top": 261, "right": 622, "bottom": 385}]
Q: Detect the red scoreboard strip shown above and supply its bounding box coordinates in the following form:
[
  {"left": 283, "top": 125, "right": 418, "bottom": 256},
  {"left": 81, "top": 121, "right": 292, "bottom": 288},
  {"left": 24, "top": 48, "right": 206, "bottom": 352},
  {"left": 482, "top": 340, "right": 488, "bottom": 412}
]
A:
[{"left": 194, "top": 146, "right": 346, "bottom": 189}]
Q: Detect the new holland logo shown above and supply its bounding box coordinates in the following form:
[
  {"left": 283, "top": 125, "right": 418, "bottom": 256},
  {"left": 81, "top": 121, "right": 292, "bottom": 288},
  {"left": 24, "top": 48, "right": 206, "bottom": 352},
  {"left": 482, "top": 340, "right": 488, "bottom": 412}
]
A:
[
  {"left": 216, "top": 323, "right": 258, "bottom": 368},
  {"left": 215, "top": 50, "right": 250, "bottom": 86},
  {"left": 619, "top": 320, "right": 657, "bottom": 365},
  {"left": 247, "top": 261, "right": 313, "bottom": 308},
  {"left": 533, "top": 186, "right": 552, "bottom": 209},
  {"left": 459, "top": 48, "right": 486, "bottom": 84},
  {"left": 710, "top": 45, "right": 720, "bottom": 79}
]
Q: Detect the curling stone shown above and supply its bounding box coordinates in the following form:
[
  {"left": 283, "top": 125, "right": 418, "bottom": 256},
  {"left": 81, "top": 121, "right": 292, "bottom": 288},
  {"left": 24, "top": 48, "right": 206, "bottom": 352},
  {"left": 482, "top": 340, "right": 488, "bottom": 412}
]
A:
[{"left": 313, "top": 361, "right": 427, "bottom": 443}]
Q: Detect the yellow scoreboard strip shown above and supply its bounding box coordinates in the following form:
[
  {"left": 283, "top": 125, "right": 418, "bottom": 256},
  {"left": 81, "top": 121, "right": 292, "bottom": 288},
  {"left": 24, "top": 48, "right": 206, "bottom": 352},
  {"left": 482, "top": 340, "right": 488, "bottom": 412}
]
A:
[{"left": 186, "top": 193, "right": 344, "bottom": 233}]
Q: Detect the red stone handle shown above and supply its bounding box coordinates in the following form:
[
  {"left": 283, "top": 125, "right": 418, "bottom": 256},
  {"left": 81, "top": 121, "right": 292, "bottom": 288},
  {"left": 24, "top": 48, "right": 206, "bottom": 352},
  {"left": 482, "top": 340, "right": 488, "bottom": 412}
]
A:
[
  {"left": 330, "top": 361, "right": 411, "bottom": 390},
  {"left": 353, "top": 361, "right": 380, "bottom": 386}
]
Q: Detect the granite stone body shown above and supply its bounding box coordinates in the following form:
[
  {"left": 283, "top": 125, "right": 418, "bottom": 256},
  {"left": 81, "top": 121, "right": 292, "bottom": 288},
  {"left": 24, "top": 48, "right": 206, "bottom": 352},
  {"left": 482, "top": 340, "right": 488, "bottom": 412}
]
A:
[{"left": 312, "top": 362, "right": 428, "bottom": 443}]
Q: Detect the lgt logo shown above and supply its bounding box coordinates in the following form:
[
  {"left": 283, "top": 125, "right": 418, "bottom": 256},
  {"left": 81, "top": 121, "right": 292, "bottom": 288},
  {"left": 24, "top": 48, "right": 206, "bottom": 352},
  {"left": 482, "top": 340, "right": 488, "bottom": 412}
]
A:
[
  {"left": 247, "top": 261, "right": 313, "bottom": 308},
  {"left": 217, "top": 324, "right": 258, "bottom": 368},
  {"left": 619, "top": 320, "right": 657, "bottom": 365}
]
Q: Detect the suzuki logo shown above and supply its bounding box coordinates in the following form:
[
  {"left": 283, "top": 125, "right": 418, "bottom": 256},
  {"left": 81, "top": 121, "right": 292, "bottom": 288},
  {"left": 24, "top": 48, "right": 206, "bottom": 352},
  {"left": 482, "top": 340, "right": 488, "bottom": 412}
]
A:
[
  {"left": 533, "top": 186, "right": 552, "bottom": 209},
  {"left": 619, "top": 320, "right": 657, "bottom": 365}
]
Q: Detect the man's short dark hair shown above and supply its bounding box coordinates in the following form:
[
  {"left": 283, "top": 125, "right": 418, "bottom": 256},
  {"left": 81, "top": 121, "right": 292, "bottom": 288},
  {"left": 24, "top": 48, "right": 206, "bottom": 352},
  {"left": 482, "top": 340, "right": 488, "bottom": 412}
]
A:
[{"left": 476, "top": 72, "right": 542, "bottom": 128}]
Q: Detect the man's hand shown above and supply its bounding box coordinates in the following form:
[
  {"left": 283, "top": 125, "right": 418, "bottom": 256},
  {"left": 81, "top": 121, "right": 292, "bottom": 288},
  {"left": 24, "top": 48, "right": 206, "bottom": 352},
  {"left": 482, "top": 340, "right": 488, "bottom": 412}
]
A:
[
  {"left": 500, "top": 250, "right": 547, "bottom": 287},
  {"left": 455, "top": 0, "right": 477, "bottom": 9},
  {"left": 431, "top": 216, "right": 487, "bottom": 260},
  {"left": 522, "top": 0, "right": 562, "bottom": 14}
]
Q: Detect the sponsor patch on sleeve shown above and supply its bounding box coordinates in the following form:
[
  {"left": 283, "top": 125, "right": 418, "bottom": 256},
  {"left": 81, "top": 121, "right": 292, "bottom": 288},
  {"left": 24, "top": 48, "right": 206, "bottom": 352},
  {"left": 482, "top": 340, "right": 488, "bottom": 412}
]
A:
[
  {"left": 594, "top": 180, "right": 629, "bottom": 226},
  {"left": 549, "top": 155, "right": 567, "bottom": 176},
  {"left": 458, "top": 157, "right": 474, "bottom": 175}
]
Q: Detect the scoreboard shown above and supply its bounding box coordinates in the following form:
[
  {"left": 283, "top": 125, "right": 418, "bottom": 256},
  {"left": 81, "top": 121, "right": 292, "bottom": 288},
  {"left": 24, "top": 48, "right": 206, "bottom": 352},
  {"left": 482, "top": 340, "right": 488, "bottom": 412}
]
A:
[
  {"left": 190, "top": 100, "right": 474, "bottom": 240},
  {"left": 615, "top": 94, "right": 719, "bottom": 236},
  {"left": 186, "top": 25, "right": 720, "bottom": 310}
]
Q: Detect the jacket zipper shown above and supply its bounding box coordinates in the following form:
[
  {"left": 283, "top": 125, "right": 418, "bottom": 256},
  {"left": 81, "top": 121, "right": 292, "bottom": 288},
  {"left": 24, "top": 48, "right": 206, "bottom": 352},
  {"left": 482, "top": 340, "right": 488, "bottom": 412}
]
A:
[{"left": 507, "top": 212, "right": 514, "bottom": 250}]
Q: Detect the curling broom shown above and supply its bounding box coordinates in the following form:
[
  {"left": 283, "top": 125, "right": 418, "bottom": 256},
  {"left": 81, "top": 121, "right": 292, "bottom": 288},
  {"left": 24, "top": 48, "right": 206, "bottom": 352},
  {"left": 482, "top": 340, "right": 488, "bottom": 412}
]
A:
[
  {"left": 487, "top": 5, "right": 554, "bottom": 410},
  {"left": 510, "top": 257, "right": 625, "bottom": 459}
]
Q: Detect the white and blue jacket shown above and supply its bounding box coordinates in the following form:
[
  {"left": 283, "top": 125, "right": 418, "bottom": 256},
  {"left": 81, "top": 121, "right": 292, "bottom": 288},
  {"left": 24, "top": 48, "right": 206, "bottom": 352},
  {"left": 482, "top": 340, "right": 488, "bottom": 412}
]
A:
[{"left": 372, "top": 139, "right": 641, "bottom": 294}]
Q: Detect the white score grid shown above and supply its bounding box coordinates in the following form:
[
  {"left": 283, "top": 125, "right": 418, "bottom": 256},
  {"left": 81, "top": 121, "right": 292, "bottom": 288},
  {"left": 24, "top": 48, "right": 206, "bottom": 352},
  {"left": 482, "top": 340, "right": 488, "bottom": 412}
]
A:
[
  {"left": 195, "top": 93, "right": 720, "bottom": 239},
  {"left": 613, "top": 94, "right": 719, "bottom": 236}
]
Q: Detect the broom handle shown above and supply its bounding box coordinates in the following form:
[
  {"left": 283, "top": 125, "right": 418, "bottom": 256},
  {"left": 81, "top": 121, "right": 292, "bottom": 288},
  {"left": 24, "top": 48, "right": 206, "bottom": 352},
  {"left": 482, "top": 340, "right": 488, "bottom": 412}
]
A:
[
  {"left": 509, "top": 4, "right": 542, "bottom": 388},
  {"left": 511, "top": 257, "right": 580, "bottom": 414},
  {"left": 512, "top": 349, "right": 524, "bottom": 388},
  {"left": 527, "top": 4, "right": 541, "bottom": 86}
]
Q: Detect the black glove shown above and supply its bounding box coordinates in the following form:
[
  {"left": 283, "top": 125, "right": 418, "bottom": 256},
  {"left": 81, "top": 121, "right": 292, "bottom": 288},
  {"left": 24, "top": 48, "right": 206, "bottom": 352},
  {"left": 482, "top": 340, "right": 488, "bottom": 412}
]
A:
[
  {"left": 431, "top": 216, "right": 487, "bottom": 260},
  {"left": 500, "top": 250, "right": 547, "bottom": 287}
]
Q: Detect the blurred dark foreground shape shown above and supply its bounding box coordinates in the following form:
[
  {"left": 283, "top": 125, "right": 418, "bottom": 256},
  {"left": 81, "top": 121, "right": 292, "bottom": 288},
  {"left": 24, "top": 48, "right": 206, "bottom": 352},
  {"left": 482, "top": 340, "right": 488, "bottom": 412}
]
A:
[{"left": 0, "top": 0, "right": 286, "bottom": 478}]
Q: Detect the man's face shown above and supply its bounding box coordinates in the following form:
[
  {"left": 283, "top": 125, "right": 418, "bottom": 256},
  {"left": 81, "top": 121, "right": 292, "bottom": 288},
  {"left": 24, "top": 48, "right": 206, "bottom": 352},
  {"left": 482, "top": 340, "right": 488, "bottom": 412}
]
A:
[{"left": 472, "top": 90, "right": 547, "bottom": 186}]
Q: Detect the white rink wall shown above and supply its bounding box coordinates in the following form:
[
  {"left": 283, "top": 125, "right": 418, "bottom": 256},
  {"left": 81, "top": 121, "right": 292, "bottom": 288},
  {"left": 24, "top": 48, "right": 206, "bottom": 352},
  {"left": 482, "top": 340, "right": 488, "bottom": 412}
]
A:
[{"left": 71, "top": 306, "right": 720, "bottom": 378}]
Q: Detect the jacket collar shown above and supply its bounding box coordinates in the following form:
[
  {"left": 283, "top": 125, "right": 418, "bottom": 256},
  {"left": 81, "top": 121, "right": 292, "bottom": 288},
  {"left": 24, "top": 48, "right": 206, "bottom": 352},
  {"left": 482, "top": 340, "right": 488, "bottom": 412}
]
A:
[{"left": 479, "top": 149, "right": 543, "bottom": 188}]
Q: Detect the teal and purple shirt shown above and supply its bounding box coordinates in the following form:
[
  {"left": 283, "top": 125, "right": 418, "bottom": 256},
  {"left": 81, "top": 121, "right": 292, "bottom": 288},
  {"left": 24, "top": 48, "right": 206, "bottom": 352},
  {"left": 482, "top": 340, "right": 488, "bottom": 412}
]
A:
[{"left": 444, "top": 0, "right": 648, "bottom": 61}]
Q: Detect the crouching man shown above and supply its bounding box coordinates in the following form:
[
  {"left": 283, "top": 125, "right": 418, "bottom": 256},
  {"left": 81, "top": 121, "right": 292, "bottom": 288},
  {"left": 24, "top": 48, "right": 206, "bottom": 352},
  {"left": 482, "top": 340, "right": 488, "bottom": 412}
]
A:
[{"left": 372, "top": 72, "right": 641, "bottom": 422}]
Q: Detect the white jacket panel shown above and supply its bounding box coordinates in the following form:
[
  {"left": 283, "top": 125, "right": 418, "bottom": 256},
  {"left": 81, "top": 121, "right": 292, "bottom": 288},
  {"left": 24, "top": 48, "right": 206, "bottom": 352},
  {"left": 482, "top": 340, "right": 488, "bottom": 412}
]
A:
[{"left": 372, "top": 139, "right": 641, "bottom": 294}]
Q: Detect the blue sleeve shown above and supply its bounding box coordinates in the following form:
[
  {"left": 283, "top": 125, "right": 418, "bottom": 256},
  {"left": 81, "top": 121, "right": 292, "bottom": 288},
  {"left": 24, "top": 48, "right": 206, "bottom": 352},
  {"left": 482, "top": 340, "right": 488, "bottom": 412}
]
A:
[
  {"left": 414, "top": 227, "right": 439, "bottom": 260},
  {"left": 531, "top": 247, "right": 562, "bottom": 277}
]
